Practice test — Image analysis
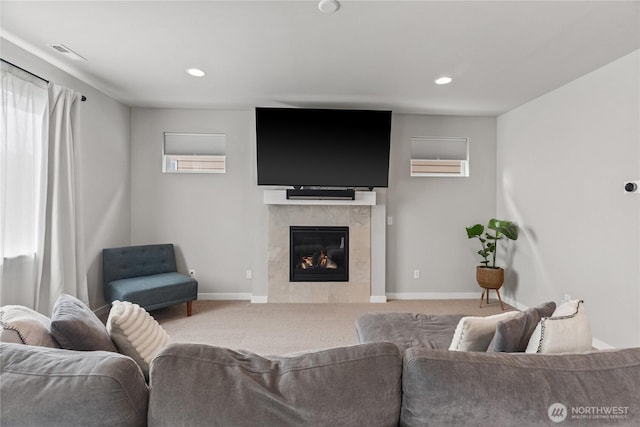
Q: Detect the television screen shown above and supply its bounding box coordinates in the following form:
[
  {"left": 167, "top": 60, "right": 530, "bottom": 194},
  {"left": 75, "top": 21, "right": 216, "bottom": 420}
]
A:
[{"left": 256, "top": 107, "right": 392, "bottom": 188}]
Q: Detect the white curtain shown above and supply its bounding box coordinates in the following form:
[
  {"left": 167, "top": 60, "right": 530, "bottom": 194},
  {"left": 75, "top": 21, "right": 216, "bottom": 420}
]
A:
[
  {"left": 36, "top": 83, "right": 88, "bottom": 313},
  {"left": 0, "top": 63, "right": 48, "bottom": 309},
  {"left": 0, "top": 64, "right": 88, "bottom": 315}
]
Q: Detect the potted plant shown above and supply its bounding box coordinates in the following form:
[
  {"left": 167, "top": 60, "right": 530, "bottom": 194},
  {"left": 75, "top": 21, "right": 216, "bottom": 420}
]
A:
[{"left": 466, "top": 218, "right": 518, "bottom": 294}]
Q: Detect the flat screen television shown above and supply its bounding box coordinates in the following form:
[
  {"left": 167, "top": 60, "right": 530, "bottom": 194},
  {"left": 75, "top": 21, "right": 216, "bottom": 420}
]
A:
[{"left": 255, "top": 107, "right": 392, "bottom": 188}]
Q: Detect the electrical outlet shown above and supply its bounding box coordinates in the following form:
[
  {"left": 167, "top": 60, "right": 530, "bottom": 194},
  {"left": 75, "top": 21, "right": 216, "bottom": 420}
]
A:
[
  {"left": 189, "top": 269, "right": 196, "bottom": 279},
  {"left": 387, "top": 216, "right": 393, "bottom": 226},
  {"left": 245, "top": 269, "right": 253, "bottom": 279},
  {"left": 413, "top": 269, "right": 420, "bottom": 279},
  {"left": 563, "top": 294, "right": 571, "bottom": 302}
]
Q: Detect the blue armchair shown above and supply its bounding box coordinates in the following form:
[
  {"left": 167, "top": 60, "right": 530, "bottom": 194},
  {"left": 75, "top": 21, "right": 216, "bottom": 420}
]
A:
[{"left": 103, "top": 243, "right": 197, "bottom": 316}]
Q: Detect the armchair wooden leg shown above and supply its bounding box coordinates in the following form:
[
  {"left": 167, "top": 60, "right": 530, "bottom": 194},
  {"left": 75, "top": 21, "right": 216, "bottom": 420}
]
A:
[{"left": 187, "top": 301, "right": 193, "bottom": 317}]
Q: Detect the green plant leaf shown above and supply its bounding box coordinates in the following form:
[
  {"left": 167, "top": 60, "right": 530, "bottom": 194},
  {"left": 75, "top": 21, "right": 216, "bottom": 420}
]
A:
[
  {"left": 488, "top": 218, "right": 519, "bottom": 240},
  {"left": 467, "top": 218, "right": 518, "bottom": 268},
  {"left": 466, "top": 224, "right": 484, "bottom": 238}
]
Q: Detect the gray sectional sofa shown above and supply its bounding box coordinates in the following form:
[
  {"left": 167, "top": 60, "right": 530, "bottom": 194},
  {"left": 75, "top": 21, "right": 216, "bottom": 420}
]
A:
[
  {"left": 2, "top": 305, "right": 640, "bottom": 426},
  {"left": 0, "top": 343, "right": 149, "bottom": 426},
  {"left": 2, "top": 340, "right": 639, "bottom": 426}
]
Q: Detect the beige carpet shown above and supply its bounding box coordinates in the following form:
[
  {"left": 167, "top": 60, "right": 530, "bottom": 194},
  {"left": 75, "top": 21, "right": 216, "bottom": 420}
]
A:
[{"left": 151, "top": 299, "right": 513, "bottom": 355}]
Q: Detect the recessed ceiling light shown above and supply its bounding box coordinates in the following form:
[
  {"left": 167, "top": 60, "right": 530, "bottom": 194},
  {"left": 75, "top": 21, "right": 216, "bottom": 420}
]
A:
[
  {"left": 435, "top": 76, "right": 453, "bottom": 85},
  {"left": 186, "top": 68, "right": 206, "bottom": 77},
  {"left": 318, "top": 0, "right": 340, "bottom": 14}
]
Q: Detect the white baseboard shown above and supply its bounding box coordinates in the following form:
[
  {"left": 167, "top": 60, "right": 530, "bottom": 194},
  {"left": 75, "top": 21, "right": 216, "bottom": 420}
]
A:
[
  {"left": 201, "top": 294, "right": 487, "bottom": 303},
  {"left": 386, "top": 292, "right": 479, "bottom": 300},
  {"left": 592, "top": 338, "right": 615, "bottom": 350},
  {"left": 501, "top": 296, "right": 529, "bottom": 311},
  {"left": 197, "top": 292, "right": 252, "bottom": 301}
]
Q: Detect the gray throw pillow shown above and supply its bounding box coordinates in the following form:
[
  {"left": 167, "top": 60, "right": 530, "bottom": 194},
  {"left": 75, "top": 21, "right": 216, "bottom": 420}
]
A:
[
  {"left": 0, "top": 305, "right": 60, "bottom": 348},
  {"left": 50, "top": 294, "right": 117, "bottom": 352},
  {"left": 487, "top": 301, "right": 556, "bottom": 352}
]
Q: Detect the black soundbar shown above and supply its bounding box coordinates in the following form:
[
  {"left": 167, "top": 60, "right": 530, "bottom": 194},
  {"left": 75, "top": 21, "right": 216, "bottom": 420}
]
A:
[{"left": 286, "top": 189, "right": 356, "bottom": 200}]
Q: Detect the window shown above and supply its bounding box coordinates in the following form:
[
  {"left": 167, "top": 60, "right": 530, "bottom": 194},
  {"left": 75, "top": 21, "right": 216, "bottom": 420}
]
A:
[
  {"left": 410, "top": 136, "right": 469, "bottom": 177},
  {"left": 1, "top": 65, "right": 48, "bottom": 258},
  {"left": 163, "top": 132, "right": 226, "bottom": 173}
]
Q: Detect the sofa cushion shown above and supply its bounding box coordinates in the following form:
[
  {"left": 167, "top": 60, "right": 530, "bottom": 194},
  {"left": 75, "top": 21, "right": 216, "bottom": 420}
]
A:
[
  {"left": 0, "top": 342, "right": 148, "bottom": 427},
  {"left": 107, "top": 272, "right": 197, "bottom": 310},
  {"left": 526, "top": 299, "right": 592, "bottom": 354},
  {"left": 355, "top": 312, "right": 464, "bottom": 351},
  {"left": 0, "top": 305, "right": 59, "bottom": 348},
  {"left": 102, "top": 243, "right": 177, "bottom": 285},
  {"left": 401, "top": 347, "right": 640, "bottom": 427},
  {"left": 148, "top": 342, "right": 402, "bottom": 427},
  {"left": 50, "top": 294, "right": 117, "bottom": 352},
  {"left": 449, "top": 311, "right": 520, "bottom": 351},
  {"left": 487, "top": 301, "right": 556, "bottom": 352},
  {"left": 107, "top": 300, "right": 171, "bottom": 379}
]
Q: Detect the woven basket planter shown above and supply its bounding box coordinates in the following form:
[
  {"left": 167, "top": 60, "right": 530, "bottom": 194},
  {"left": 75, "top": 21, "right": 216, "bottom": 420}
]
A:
[{"left": 476, "top": 266, "right": 505, "bottom": 290}]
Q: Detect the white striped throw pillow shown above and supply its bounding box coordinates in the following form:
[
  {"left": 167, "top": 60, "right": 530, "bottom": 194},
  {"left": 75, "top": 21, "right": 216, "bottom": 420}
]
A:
[{"left": 106, "top": 300, "right": 171, "bottom": 379}]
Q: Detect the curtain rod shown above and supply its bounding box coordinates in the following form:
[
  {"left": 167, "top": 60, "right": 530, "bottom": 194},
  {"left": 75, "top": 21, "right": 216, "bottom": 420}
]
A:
[{"left": 1, "top": 58, "right": 87, "bottom": 102}]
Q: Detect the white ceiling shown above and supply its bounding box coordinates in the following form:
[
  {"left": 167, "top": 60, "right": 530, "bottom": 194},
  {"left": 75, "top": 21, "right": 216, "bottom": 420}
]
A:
[{"left": 1, "top": 0, "right": 639, "bottom": 115}]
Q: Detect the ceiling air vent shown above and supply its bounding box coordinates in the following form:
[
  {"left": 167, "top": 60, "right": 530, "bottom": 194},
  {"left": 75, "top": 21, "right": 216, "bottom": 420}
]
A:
[{"left": 47, "top": 44, "right": 86, "bottom": 61}]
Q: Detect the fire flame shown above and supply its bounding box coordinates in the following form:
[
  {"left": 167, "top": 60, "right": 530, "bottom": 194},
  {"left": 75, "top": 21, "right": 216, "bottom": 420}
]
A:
[{"left": 299, "top": 250, "right": 337, "bottom": 269}]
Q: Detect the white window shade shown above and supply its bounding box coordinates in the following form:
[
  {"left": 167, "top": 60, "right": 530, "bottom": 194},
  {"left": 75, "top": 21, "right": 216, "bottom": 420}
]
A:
[
  {"left": 163, "top": 132, "right": 226, "bottom": 173},
  {"left": 410, "top": 136, "right": 469, "bottom": 177}
]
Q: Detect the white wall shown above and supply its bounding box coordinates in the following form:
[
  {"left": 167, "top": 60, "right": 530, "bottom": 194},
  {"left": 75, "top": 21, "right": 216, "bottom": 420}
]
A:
[
  {"left": 130, "top": 109, "right": 498, "bottom": 300},
  {"left": 497, "top": 50, "right": 640, "bottom": 348},
  {"left": 130, "top": 108, "right": 266, "bottom": 298},
  {"left": 1, "top": 39, "right": 132, "bottom": 310},
  {"left": 386, "top": 114, "right": 497, "bottom": 296}
]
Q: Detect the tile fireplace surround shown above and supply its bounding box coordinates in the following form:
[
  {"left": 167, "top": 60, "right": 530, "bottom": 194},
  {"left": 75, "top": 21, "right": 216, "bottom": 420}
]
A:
[{"left": 265, "top": 191, "right": 382, "bottom": 303}]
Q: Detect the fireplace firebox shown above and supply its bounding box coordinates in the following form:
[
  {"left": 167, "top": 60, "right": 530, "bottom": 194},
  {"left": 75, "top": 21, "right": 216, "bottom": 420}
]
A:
[{"left": 290, "top": 226, "right": 349, "bottom": 282}]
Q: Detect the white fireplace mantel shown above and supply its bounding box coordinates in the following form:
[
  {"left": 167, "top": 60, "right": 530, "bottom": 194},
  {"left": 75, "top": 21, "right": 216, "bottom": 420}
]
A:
[{"left": 263, "top": 190, "right": 376, "bottom": 206}]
